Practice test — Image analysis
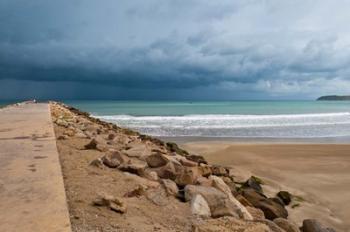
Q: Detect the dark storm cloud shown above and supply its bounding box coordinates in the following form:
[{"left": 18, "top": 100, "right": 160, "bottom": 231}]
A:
[{"left": 1, "top": 0, "right": 350, "bottom": 99}]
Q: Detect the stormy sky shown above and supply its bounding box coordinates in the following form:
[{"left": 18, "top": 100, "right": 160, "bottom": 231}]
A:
[{"left": 1, "top": 0, "right": 350, "bottom": 100}]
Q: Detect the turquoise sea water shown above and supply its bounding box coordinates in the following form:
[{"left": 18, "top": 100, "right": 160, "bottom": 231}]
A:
[{"left": 64, "top": 100, "right": 350, "bottom": 138}]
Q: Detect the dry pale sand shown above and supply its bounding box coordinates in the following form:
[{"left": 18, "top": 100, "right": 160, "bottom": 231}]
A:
[{"left": 182, "top": 141, "right": 350, "bottom": 232}]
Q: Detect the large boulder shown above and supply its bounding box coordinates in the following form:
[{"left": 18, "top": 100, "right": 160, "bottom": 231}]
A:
[
  {"left": 274, "top": 218, "right": 300, "bottom": 232},
  {"left": 146, "top": 153, "right": 169, "bottom": 168},
  {"left": 190, "top": 194, "right": 211, "bottom": 218},
  {"left": 241, "top": 188, "right": 288, "bottom": 220},
  {"left": 184, "top": 185, "right": 239, "bottom": 218},
  {"left": 301, "top": 219, "right": 335, "bottom": 232},
  {"left": 175, "top": 166, "right": 201, "bottom": 186},
  {"left": 153, "top": 162, "right": 178, "bottom": 180},
  {"left": 101, "top": 151, "right": 127, "bottom": 168},
  {"left": 256, "top": 198, "right": 288, "bottom": 220},
  {"left": 123, "top": 143, "right": 150, "bottom": 159},
  {"left": 209, "top": 175, "right": 253, "bottom": 220},
  {"left": 241, "top": 188, "right": 267, "bottom": 206},
  {"left": 118, "top": 161, "right": 147, "bottom": 176}
]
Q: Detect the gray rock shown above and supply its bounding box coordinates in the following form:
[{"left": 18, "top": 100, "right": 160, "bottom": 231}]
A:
[
  {"left": 209, "top": 175, "right": 253, "bottom": 220},
  {"left": 190, "top": 194, "right": 211, "bottom": 217},
  {"left": 184, "top": 185, "right": 239, "bottom": 218},
  {"left": 302, "top": 219, "right": 336, "bottom": 232}
]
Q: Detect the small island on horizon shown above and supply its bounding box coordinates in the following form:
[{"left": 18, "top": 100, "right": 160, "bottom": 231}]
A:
[{"left": 317, "top": 95, "right": 350, "bottom": 101}]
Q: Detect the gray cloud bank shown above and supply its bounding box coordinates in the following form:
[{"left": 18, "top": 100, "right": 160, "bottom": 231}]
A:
[{"left": 1, "top": 0, "right": 350, "bottom": 100}]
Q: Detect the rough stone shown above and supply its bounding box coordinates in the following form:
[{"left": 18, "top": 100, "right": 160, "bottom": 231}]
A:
[
  {"left": 145, "top": 186, "right": 169, "bottom": 206},
  {"left": 118, "top": 161, "right": 147, "bottom": 176},
  {"left": 93, "top": 194, "right": 127, "bottom": 214},
  {"left": 89, "top": 158, "right": 104, "bottom": 168},
  {"left": 186, "top": 154, "right": 207, "bottom": 164},
  {"left": 198, "top": 164, "right": 212, "bottom": 177},
  {"left": 55, "top": 119, "right": 69, "bottom": 128},
  {"left": 123, "top": 143, "right": 150, "bottom": 158},
  {"left": 84, "top": 138, "right": 98, "bottom": 150},
  {"left": 196, "top": 176, "right": 213, "bottom": 187},
  {"left": 246, "top": 206, "right": 265, "bottom": 220},
  {"left": 161, "top": 179, "right": 179, "bottom": 196},
  {"left": 221, "top": 176, "right": 237, "bottom": 195},
  {"left": 124, "top": 185, "right": 146, "bottom": 198},
  {"left": 236, "top": 194, "right": 253, "bottom": 207},
  {"left": 192, "top": 216, "right": 271, "bottom": 232},
  {"left": 243, "top": 176, "right": 263, "bottom": 193},
  {"left": 146, "top": 153, "right": 169, "bottom": 168},
  {"left": 274, "top": 218, "right": 300, "bottom": 232},
  {"left": 190, "top": 194, "right": 211, "bottom": 217},
  {"left": 153, "top": 162, "right": 178, "bottom": 180},
  {"left": 184, "top": 185, "right": 246, "bottom": 218},
  {"left": 101, "top": 151, "right": 127, "bottom": 168},
  {"left": 209, "top": 175, "right": 253, "bottom": 220},
  {"left": 241, "top": 188, "right": 287, "bottom": 220},
  {"left": 256, "top": 219, "right": 285, "bottom": 232},
  {"left": 301, "top": 219, "right": 335, "bottom": 232},
  {"left": 107, "top": 133, "right": 115, "bottom": 140},
  {"left": 184, "top": 185, "right": 239, "bottom": 218},
  {"left": 143, "top": 169, "right": 159, "bottom": 181},
  {"left": 175, "top": 166, "right": 201, "bottom": 186},
  {"left": 211, "top": 165, "right": 228, "bottom": 176},
  {"left": 178, "top": 157, "right": 197, "bottom": 167},
  {"left": 241, "top": 187, "right": 267, "bottom": 206},
  {"left": 277, "top": 191, "right": 292, "bottom": 206},
  {"left": 257, "top": 198, "right": 288, "bottom": 220}
]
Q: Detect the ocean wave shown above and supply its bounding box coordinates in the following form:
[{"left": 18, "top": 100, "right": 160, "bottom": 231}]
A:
[{"left": 94, "top": 112, "right": 350, "bottom": 137}]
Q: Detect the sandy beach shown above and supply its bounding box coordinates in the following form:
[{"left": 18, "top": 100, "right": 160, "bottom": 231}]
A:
[{"left": 181, "top": 141, "right": 350, "bottom": 232}]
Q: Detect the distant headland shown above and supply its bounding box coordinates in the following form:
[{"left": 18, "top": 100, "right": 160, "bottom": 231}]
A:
[{"left": 317, "top": 95, "right": 350, "bottom": 101}]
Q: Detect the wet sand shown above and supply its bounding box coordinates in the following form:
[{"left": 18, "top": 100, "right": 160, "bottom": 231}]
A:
[{"left": 182, "top": 141, "right": 350, "bottom": 232}]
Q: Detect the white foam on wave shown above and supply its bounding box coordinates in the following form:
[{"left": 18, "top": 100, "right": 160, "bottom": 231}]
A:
[{"left": 95, "top": 112, "right": 350, "bottom": 137}]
